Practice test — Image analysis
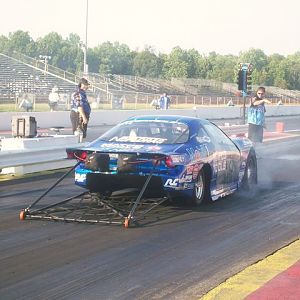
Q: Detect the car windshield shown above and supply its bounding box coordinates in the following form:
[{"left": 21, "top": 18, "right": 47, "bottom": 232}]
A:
[{"left": 97, "top": 120, "right": 190, "bottom": 144}]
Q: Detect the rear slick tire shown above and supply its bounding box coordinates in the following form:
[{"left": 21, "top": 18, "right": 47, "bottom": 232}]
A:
[{"left": 191, "top": 169, "right": 211, "bottom": 206}]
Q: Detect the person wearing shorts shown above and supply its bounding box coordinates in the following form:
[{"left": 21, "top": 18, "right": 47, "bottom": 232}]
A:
[{"left": 247, "top": 86, "right": 272, "bottom": 145}]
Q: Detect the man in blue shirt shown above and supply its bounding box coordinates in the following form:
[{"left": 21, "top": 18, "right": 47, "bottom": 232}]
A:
[
  {"left": 70, "top": 78, "right": 91, "bottom": 139},
  {"left": 247, "top": 86, "right": 272, "bottom": 145},
  {"left": 159, "top": 92, "right": 171, "bottom": 110}
]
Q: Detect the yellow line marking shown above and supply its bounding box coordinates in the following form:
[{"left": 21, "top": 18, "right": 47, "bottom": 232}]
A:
[{"left": 200, "top": 239, "right": 300, "bottom": 300}]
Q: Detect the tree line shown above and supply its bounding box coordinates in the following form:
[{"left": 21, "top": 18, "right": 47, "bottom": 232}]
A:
[{"left": 1, "top": 30, "right": 300, "bottom": 90}]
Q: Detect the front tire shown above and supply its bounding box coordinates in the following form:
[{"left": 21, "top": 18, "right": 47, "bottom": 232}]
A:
[{"left": 242, "top": 154, "right": 257, "bottom": 190}]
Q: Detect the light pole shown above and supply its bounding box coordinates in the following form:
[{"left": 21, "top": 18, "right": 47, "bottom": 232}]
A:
[
  {"left": 83, "top": 0, "right": 89, "bottom": 75},
  {"left": 79, "top": 41, "right": 86, "bottom": 75},
  {"left": 39, "top": 55, "right": 51, "bottom": 74}
]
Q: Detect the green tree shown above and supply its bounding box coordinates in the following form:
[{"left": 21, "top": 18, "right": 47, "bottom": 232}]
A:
[
  {"left": 95, "top": 42, "right": 132, "bottom": 75},
  {"left": 238, "top": 48, "right": 269, "bottom": 85},
  {"left": 206, "top": 54, "right": 236, "bottom": 82},
  {"left": 185, "top": 49, "right": 200, "bottom": 78},
  {"left": 0, "top": 35, "right": 9, "bottom": 53},
  {"left": 239, "top": 48, "right": 268, "bottom": 71},
  {"left": 87, "top": 47, "right": 101, "bottom": 73},
  {"left": 35, "top": 32, "right": 64, "bottom": 66},
  {"left": 197, "top": 55, "right": 212, "bottom": 78},
  {"left": 56, "top": 34, "right": 83, "bottom": 73},
  {"left": 7, "top": 30, "right": 36, "bottom": 56},
  {"left": 281, "top": 53, "right": 300, "bottom": 90},
  {"left": 162, "top": 47, "right": 188, "bottom": 79},
  {"left": 265, "top": 53, "right": 286, "bottom": 87},
  {"left": 132, "top": 47, "right": 160, "bottom": 77}
]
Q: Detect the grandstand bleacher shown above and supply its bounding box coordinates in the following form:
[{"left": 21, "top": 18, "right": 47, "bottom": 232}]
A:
[
  {"left": 1, "top": 51, "right": 299, "bottom": 110},
  {"left": 0, "top": 53, "right": 77, "bottom": 101}
]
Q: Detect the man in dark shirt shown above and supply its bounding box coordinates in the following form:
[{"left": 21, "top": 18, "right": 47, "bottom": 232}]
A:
[{"left": 70, "top": 78, "right": 91, "bottom": 140}]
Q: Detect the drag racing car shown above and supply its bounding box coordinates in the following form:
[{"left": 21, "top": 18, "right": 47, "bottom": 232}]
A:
[{"left": 66, "top": 115, "right": 257, "bottom": 206}]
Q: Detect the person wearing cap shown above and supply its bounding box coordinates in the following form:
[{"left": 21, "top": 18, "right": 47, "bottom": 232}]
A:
[{"left": 70, "top": 78, "right": 91, "bottom": 139}]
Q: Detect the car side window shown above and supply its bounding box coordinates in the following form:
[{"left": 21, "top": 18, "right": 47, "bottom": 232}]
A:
[
  {"left": 196, "top": 126, "right": 211, "bottom": 143},
  {"left": 202, "top": 123, "right": 237, "bottom": 150}
]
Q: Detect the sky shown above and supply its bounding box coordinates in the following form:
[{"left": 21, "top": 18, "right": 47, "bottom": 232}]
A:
[{"left": 1, "top": 0, "right": 300, "bottom": 56}]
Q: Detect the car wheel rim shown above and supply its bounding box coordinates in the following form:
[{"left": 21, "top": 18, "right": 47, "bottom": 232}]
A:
[
  {"left": 247, "top": 159, "right": 256, "bottom": 184},
  {"left": 195, "top": 175, "right": 204, "bottom": 199}
]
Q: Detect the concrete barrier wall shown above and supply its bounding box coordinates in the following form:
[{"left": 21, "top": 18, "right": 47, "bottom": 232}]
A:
[{"left": 1, "top": 105, "right": 300, "bottom": 131}]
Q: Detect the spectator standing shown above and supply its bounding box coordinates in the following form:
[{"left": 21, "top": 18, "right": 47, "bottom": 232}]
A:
[
  {"left": 19, "top": 94, "right": 33, "bottom": 112},
  {"left": 247, "top": 86, "right": 272, "bottom": 146},
  {"left": 159, "top": 92, "right": 171, "bottom": 110},
  {"left": 70, "top": 78, "right": 91, "bottom": 141},
  {"left": 119, "top": 95, "right": 126, "bottom": 109},
  {"left": 48, "top": 86, "right": 60, "bottom": 111},
  {"left": 150, "top": 97, "right": 160, "bottom": 109}
]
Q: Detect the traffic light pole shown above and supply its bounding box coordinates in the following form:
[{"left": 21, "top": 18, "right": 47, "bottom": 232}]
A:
[
  {"left": 242, "top": 92, "right": 247, "bottom": 125},
  {"left": 237, "top": 63, "right": 253, "bottom": 125}
]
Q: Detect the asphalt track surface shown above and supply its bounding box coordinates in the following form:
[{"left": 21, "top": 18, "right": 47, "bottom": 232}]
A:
[{"left": 0, "top": 118, "right": 300, "bottom": 299}]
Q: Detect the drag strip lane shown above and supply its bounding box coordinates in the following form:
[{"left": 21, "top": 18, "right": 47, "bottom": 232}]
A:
[{"left": 0, "top": 137, "right": 300, "bottom": 299}]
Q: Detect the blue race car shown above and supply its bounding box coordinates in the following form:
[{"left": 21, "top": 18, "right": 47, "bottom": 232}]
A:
[{"left": 66, "top": 115, "right": 257, "bottom": 205}]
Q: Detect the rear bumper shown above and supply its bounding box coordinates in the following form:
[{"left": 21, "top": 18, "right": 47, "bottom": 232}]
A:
[
  {"left": 75, "top": 171, "right": 194, "bottom": 199},
  {"left": 86, "top": 173, "right": 165, "bottom": 195}
]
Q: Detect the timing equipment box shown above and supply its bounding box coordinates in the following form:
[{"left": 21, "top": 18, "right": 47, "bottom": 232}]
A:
[{"left": 11, "top": 116, "right": 37, "bottom": 138}]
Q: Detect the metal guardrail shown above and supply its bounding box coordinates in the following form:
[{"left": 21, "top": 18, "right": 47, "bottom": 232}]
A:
[
  {"left": 0, "top": 135, "right": 87, "bottom": 175},
  {"left": 0, "top": 148, "right": 69, "bottom": 170}
]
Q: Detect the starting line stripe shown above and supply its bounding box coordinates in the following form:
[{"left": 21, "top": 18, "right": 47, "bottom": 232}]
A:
[{"left": 200, "top": 239, "right": 300, "bottom": 300}]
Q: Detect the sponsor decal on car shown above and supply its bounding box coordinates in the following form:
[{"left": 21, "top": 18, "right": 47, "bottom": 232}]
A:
[
  {"left": 214, "top": 159, "right": 227, "bottom": 172},
  {"left": 183, "top": 183, "right": 194, "bottom": 189},
  {"left": 75, "top": 173, "right": 86, "bottom": 183},
  {"left": 109, "top": 136, "right": 167, "bottom": 144},
  {"left": 193, "top": 163, "right": 201, "bottom": 179},
  {"left": 186, "top": 144, "right": 209, "bottom": 162},
  {"left": 179, "top": 174, "right": 193, "bottom": 183},
  {"left": 194, "top": 150, "right": 201, "bottom": 160},
  {"left": 196, "top": 136, "right": 211, "bottom": 143},
  {"left": 146, "top": 145, "right": 162, "bottom": 151},
  {"left": 100, "top": 143, "right": 144, "bottom": 150},
  {"left": 186, "top": 164, "right": 194, "bottom": 174},
  {"left": 164, "top": 178, "right": 179, "bottom": 187}
]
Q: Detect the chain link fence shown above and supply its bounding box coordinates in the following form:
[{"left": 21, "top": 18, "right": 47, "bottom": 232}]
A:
[{"left": 1, "top": 89, "right": 299, "bottom": 113}]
